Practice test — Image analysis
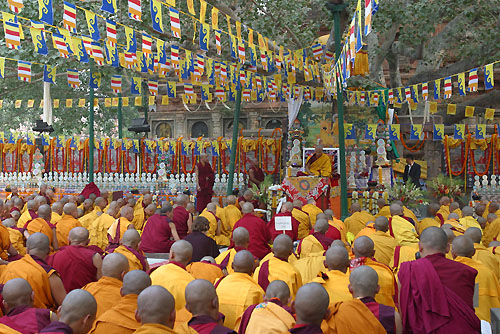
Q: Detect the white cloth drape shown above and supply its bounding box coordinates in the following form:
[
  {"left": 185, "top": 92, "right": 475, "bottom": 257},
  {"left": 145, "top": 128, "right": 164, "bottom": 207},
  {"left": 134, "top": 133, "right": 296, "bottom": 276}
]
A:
[
  {"left": 43, "top": 82, "right": 52, "bottom": 125},
  {"left": 288, "top": 87, "right": 303, "bottom": 129}
]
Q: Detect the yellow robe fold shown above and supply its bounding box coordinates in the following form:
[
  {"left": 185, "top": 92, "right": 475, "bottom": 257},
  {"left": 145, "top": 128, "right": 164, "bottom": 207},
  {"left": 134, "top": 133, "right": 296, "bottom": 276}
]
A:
[
  {"left": 113, "top": 245, "right": 146, "bottom": 271},
  {"left": 186, "top": 262, "right": 224, "bottom": 284},
  {"left": 389, "top": 215, "right": 419, "bottom": 247},
  {"left": 389, "top": 244, "right": 418, "bottom": 274},
  {"left": 131, "top": 197, "right": 145, "bottom": 230},
  {"left": 306, "top": 153, "right": 332, "bottom": 177},
  {"left": 298, "top": 235, "right": 325, "bottom": 259},
  {"left": 473, "top": 243, "right": 500, "bottom": 279},
  {"left": 201, "top": 211, "right": 230, "bottom": 246},
  {"left": 325, "top": 298, "right": 387, "bottom": 334},
  {"left": 369, "top": 230, "right": 397, "bottom": 266},
  {"left": 17, "top": 210, "right": 34, "bottom": 228},
  {"left": 417, "top": 217, "right": 441, "bottom": 235},
  {"left": 56, "top": 215, "right": 82, "bottom": 248},
  {"left": 235, "top": 300, "right": 295, "bottom": 334},
  {"left": 375, "top": 205, "right": 391, "bottom": 219},
  {"left": 292, "top": 208, "right": 310, "bottom": 240},
  {"left": 483, "top": 218, "right": 500, "bottom": 247},
  {"left": 345, "top": 211, "right": 375, "bottom": 236},
  {"left": 90, "top": 213, "right": 116, "bottom": 249},
  {"left": 7, "top": 227, "right": 25, "bottom": 255},
  {"left": 459, "top": 216, "right": 481, "bottom": 230},
  {"left": 455, "top": 256, "right": 500, "bottom": 322},
  {"left": 403, "top": 206, "right": 418, "bottom": 224},
  {"left": 294, "top": 254, "right": 326, "bottom": 283},
  {"left": 437, "top": 205, "right": 450, "bottom": 221},
  {"left": 80, "top": 208, "right": 102, "bottom": 229},
  {"left": 215, "top": 248, "right": 237, "bottom": 274},
  {"left": 133, "top": 323, "right": 177, "bottom": 334},
  {"left": 329, "top": 218, "right": 347, "bottom": 243},
  {"left": 51, "top": 212, "right": 63, "bottom": 225},
  {"left": 215, "top": 272, "right": 264, "bottom": 329},
  {"left": 302, "top": 204, "right": 323, "bottom": 227},
  {"left": 91, "top": 294, "right": 139, "bottom": 334},
  {"left": 253, "top": 255, "right": 303, "bottom": 298},
  {"left": 83, "top": 276, "right": 123, "bottom": 320},
  {"left": 312, "top": 270, "right": 351, "bottom": 309},
  {"left": 222, "top": 204, "right": 242, "bottom": 230}
]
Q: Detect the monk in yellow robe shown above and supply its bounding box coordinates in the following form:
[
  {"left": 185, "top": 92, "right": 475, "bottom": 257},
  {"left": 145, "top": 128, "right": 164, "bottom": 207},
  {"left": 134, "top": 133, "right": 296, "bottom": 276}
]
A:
[
  {"left": 91, "top": 270, "right": 151, "bottom": 334},
  {"left": 450, "top": 202, "right": 462, "bottom": 218},
  {"left": 297, "top": 219, "right": 333, "bottom": 259},
  {"left": 388, "top": 204, "right": 419, "bottom": 247},
  {"left": 355, "top": 222, "right": 376, "bottom": 242},
  {"left": 389, "top": 244, "right": 418, "bottom": 274},
  {"left": 312, "top": 245, "right": 351, "bottom": 309},
  {"left": 201, "top": 203, "right": 230, "bottom": 246},
  {"left": 150, "top": 240, "right": 195, "bottom": 327},
  {"left": 351, "top": 236, "right": 396, "bottom": 307},
  {"left": 221, "top": 195, "right": 242, "bottom": 230},
  {"left": 369, "top": 217, "right": 397, "bottom": 266},
  {"left": 345, "top": 203, "right": 375, "bottom": 236},
  {"left": 25, "top": 204, "right": 58, "bottom": 251},
  {"left": 375, "top": 198, "right": 391, "bottom": 219},
  {"left": 488, "top": 202, "right": 500, "bottom": 218},
  {"left": 216, "top": 250, "right": 264, "bottom": 329},
  {"left": 458, "top": 206, "right": 481, "bottom": 230},
  {"left": 465, "top": 227, "right": 500, "bottom": 279},
  {"left": 3, "top": 218, "right": 25, "bottom": 256},
  {"left": 186, "top": 259, "right": 224, "bottom": 284},
  {"left": 489, "top": 241, "right": 500, "bottom": 263},
  {"left": 294, "top": 253, "right": 326, "bottom": 283},
  {"left": 50, "top": 202, "right": 63, "bottom": 225},
  {"left": 0, "top": 323, "right": 22, "bottom": 334},
  {"left": 216, "top": 227, "right": 249, "bottom": 274},
  {"left": 302, "top": 199, "right": 323, "bottom": 227},
  {"left": 134, "top": 285, "right": 181, "bottom": 334},
  {"left": 0, "top": 233, "right": 66, "bottom": 310},
  {"left": 83, "top": 253, "right": 129, "bottom": 320},
  {"left": 325, "top": 266, "right": 401, "bottom": 334},
  {"left": 127, "top": 197, "right": 143, "bottom": 230},
  {"left": 302, "top": 145, "right": 332, "bottom": 177},
  {"left": 452, "top": 235, "right": 500, "bottom": 322},
  {"left": 324, "top": 210, "right": 347, "bottom": 243},
  {"left": 113, "top": 229, "right": 149, "bottom": 272},
  {"left": 56, "top": 203, "right": 82, "bottom": 248},
  {"left": 17, "top": 200, "right": 38, "bottom": 228},
  {"left": 483, "top": 213, "right": 500, "bottom": 247},
  {"left": 235, "top": 280, "right": 295, "bottom": 333},
  {"left": 89, "top": 203, "right": 119, "bottom": 250},
  {"left": 107, "top": 206, "right": 135, "bottom": 251},
  {"left": 80, "top": 197, "right": 107, "bottom": 229},
  {"left": 436, "top": 196, "right": 451, "bottom": 224},
  {"left": 417, "top": 203, "right": 441, "bottom": 235},
  {"left": 292, "top": 200, "right": 311, "bottom": 240},
  {"left": 254, "top": 235, "right": 303, "bottom": 298}
]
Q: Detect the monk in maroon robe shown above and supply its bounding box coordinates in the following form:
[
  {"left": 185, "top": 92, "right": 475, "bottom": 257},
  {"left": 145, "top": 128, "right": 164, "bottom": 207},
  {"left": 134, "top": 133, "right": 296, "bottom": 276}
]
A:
[
  {"left": 172, "top": 194, "right": 191, "bottom": 239},
  {"left": 398, "top": 227, "right": 480, "bottom": 334},
  {"left": 140, "top": 205, "right": 179, "bottom": 253},
  {"left": 248, "top": 159, "right": 265, "bottom": 188},
  {"left": 48, "top": 227, "right": 102, "bottom": 292},
  {"left": 196, "top": 154, "right": 215, "bottom": 213},
  {"left": 0, "top": 278, "right": 54, "bottom": 334},
  {"left": 289, "top": 283, "right": 329, "bottom": 334},
  {"left": 268, "top": 203, "right": 300, "bottom": 242},
  {"left": 233, "top": 203, "right": 272, "bottom": 259}
]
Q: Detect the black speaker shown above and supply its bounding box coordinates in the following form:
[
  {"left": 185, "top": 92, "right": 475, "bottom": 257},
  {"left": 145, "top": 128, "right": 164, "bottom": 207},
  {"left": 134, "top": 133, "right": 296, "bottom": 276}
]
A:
[
  {"left": 32, "top": 120, "right": 54, "bottom": 133},
  {"left": 128, "top": 118, "right": 150, "bottom": 133}
]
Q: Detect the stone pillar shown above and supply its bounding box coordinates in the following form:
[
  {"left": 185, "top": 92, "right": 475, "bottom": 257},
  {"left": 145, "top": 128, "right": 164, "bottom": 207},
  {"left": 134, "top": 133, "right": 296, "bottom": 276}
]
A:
[
  {"left": 248, "top": 111, "right": 259, "bottom": 130},
  {"left": 211, "top": 112, "right": 222, "bottom": 137},
  {"left": 175, "top": 113, "right": 186, "bottom": 138}
]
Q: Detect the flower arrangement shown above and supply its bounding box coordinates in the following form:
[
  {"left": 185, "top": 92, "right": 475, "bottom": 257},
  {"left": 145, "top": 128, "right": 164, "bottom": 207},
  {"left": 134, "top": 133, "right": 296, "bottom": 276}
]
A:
[
  {"left": 387, "top": 182, "right": 428, "bottom": 209},
  {"left": 251, "top": 175, "right": 274, "bottom": 206},
  {"left": 427, "top": 174, "right": 463, "bottom": 199}
]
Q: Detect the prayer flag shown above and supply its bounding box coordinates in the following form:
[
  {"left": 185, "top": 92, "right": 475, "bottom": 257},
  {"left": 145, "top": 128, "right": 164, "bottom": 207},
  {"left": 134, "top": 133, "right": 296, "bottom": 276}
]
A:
[
  {"left": 211, "top": 7, "right": 218, "bottom": 30},
  {"left": 447, "top": 104, "right": 456, "bottom": 115},
  {"left": 131, "top": 77, "right": 141, "bottom": 94},
  {"left": 465, "top": 106, "right": 474, "bottom": 117},
  {"left": 90, "top": 71, "right": 101, "bottom": 88},
  {"left": 187, "top": 0, "right": 195, "bottom": 15},
  {"left": 3, "top": 20, "right": 20, "bottom": 49},
  {"left": 215, "top": 30, "right": 221, "bottom": 55},
  {"left": 485, "top": 63, "right": 494, "bottom": 90},
  {"left": 476, "top": 124, "right": 486, "bottom": 139},
  {"left": 106, "top": 20, "right": 117, "bottom": 46},
  {"left": 443, "top": 77, "right": 452, "bottom": 98},
  {"left": 17, "top": 60, "right": 31, "bottom": 82},
  {"left": 200, "top": 23, "right": 210, "bottom": 51},
  {"left": 72, "top": 37, "right": 88, "bottom": 62},
  {"left": 434, "top": 79, "right": 440, "bottom": 100},
  {"left": 457, "top": 72, "right": 466, "bottom": 96},
  {"left": 454, "top": 124, "right": 465, "bottom": 140},
  {"left": 389, "top": 124, "right": 400, "bottom": 140},
  {"left": 150, "top": 0, "right": 163, "bottom": 33},
  {"left": 91, "top": 42, "right": 105, "bottom": 65},
  {"left": 30, "top": 26, "right": 47, "bottom": 54},
  {"left": 169, "top": 8, "right": 181, "bottom": 39},
  {"left": 142, "top": 33, "right": 152, "bottom": 54},
  {"left": 468, "top": 68, "right": 478, "bottom": 92},
  {"left": 125, "top": 26, "right": 137, "bottom": 53},
  {"left": 7, "top": 0, "right": 23, "bottom": 13},
  {"left": 43, "top": 64, "right": 56, "bottom": 84},
  {"left": 171, "top": 44, "right": 179, "bottom": 67},
  {"left": 128, "top": 0, "right": 141, "bottom": 21},
  {"left": 67, "top": 69, "right": 80, "bottom": 88},
  {"left": 365, "top": 124, "right": 376, "bottom": 141},
  {"left": 38, "top": 0, "right": 53, "bottom": 25},
  {"left": 433, "top": 124, "right": 444, "bottom": 141},
  {"left": 101, "top": 0, "right": 117, "bottom": 14},
  {"left": 0, "top": 58, "right": 5, "bottom": 78},
  {"left": 63, "top": 2, "right": 76, "bottom": 33},
  {"left": 111, "top": 75, "right": 122, "bottom": 93},
  {"left": 148, "top": 80, "right": 158, "bottom": 95},
  {"left": 422, "top": 82, "right": 428, "bottom": 101},
  {"left": 485, "top": 108, "right": 495, "bottom": 120},
  {"left": 167, "top": 81, "right": 176, "bottom": 97},
  {"left": 364, "top": 0, "right": 372, "bottom": 35},
  {"left": 345, "top": 124, "right": 356, "bottom": 139},
  {"left": 410, "top": 124, "right": 423, "bottom": 140},
  {"left": 200, "top": 0, "right": 207, "bottom": 23},
  {"left": 311, "top": 44, "right": 323, "bottom": 60},
  {"left": 84, "top": 10, "right": 100, "bottom": 41}
]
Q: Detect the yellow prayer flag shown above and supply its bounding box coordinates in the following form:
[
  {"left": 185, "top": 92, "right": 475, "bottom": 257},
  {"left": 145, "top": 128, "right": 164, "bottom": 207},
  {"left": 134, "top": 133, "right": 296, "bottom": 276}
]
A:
[
  {"left": 112, "top": 97, "right": 119, "bottom": 106},
  {"left": 226, "top": 14, "right": 232, "bottom": 35},
  {"left": 248, "top": 28, "right": 254, "bottom": 46},
  {"left": 135, "top": 96, "right": 142, "bottom": 106},
  {"left": 93, "top": 98, "right": 98, "bottom": 107},
  {"left": 429, "top": 101, "right": 437, "bottom": 114},
  {"left": 211, "top": 7, "right": 218, "bottom": 30},
  {"left": 39, "top": 100, "right": 44, "bottom": 108},
  {"left": 78, "top": 98, "right": 86, "bottom": 107},
  {"left": 27, "top": 99, "right": 34, "bottom": 108},
  {"left": 161, "top": 95, "right": 169, "bottom": 105},
  {"left": 165, "top": 0, "right": 175, "bottom": 5},
  {"left": 464, "top": 106, "right": 474, "bottom": 117},
  {"left": 149, "top": 96, "right": 155, "bottom": 105},
  {"left": 447, "top": 104, "right": 456, "bottom": 115},
  {"left": 236, "top": 21, "right": 241, "bottom": 41},
  {"left": 485, "top": 108, "right": 495, "bottom": 120},
  {"left": 53, "top": 99, "right": 59, "bottom": 109},
  {"left": 199, "top": 0, "right": 207, "bottom": 23},
  {"left": 105, "top": 98, "right": 111, "bottom": 107},
  {"left": 393, "top": 102, "right": 402, "bottom": 108},
  {"left": 123, "top": 97, "right": 129, "bottom": 106},
  {"left": 15, "top": 100, "right": 21, "bottom": 109},
  {"left": 66, "top": 99, "right": 73, "bottom": 108},
  {"left": 187, "top": 0, "right": 195, "bottom": 15}
]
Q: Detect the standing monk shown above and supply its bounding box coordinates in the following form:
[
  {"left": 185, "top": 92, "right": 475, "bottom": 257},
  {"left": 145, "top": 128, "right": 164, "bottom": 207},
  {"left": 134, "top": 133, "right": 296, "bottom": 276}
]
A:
[
  {"left": 56, "top": 203, "right": 82, "bottom": 248},
  {"left": 48, "top": 227, "right": 102, "bottom": 292},
  {"left": 300, "top": 145, "right": 332, "bottom": 177},
  {"left": 25, "top": 204, "right": 58, "bottom": 251},
  {"left": 113, "top": 229, "right": 149, "bottom": 272},
  {"left": 398, "top": 227, "right": 480, "bottom": 333},
  {"left": 172, "top": 195, "right": 192, "bottom": 239},
  {"left": 268, "top": 202, "right": 300, "bottom": 242},
  {"left": 196, "top": 154, "right": 215, "bottom": 213}
]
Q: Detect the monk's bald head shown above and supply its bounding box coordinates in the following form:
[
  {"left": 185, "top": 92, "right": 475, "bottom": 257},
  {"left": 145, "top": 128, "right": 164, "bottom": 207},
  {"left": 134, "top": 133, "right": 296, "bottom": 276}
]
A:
[
  {"left": 265, "top": 280, "right": 290, "bottom": 304},
  {"left": 282, "top": 202, "right": 293, "bottom": 213},
  {"left": 441, "top": 225, "right": 456, "bottom": 244},
  {"left": 428, "top": 203, "right": 440, "bottom": 216},
  {"left": 316, "top": 213, "right": 327, "bottom": 221},
  {"left": 490, "top": 202, "right": 500, "bottom": 213},
  {"left": 447, "top": 213, "right": 459, "bottom": 220},
  {"left": 314, "top": 218, "right": 328, "bottom": 234},
  {"left": 102, "top": 253, "right": 129, "bottom": 280},
  {"left": 52, "top": 201, "right": 63, "bottom": 215},
  {"left": 206, "top": 203, "right": 217, "bottom": 213},
  {"left": 293, "top": 200, "right": 303, "bottom": 209},
  {"left": 451, "top": 235, "right": 475, "bottom": 259},
  {"left": 420, "top": 226, "right": 448, "bottom": 255},
  {"left": 232, "top": 250, "right": 255, "bottom": 275},
  {"left": 350, "top": 203, "right": 361, "bottom": 213},
  {"left": 185, "top": 279, "right": 218, "bottom": 316},
  {"left": 241, "top": 202, "right": 254, "bottom": 214},
  {"left": 121, "top": 270, "right": 151, "bottom": 296},
  {"left": 232, "top": 227, "right": 249, "bottom": 248},
  {"left": 58, "top": 289, "right": 97, "bottom": 332},
  {"left": 389, "top": 203, "right": 402, "bottom": 216},
  {"left": 145, "top": 204, "right": 156, "bottom": 217},
  {"left": 26, "top": 232, "right": 50, "bottom": 257},
  {"left": 137, "top": 286, "right": 175, "bottom": 328},
  {"left": 464, "top": 227, "right": 482, "bottom": 244},
  {"left": 440, "top": 196, "right": 451, "bottom": 206},
  {"left": 226, "top": 195, "right": 237, "bottom": 205},
  {"left": 120, "top": 206, "right": 134, "bottom": 222},
  {"left": 121, "top": 229, "right": 141, "bottom": 250},
  {"left": 349, "top": 266, "right": 379, "bottom": 298},
  {"left": 377, "top": 198, "right": 386, "bottom": 208},
  {"left": 38, "top": 204, "right": 51, "bottom": 221},
  {"left": 325, "top": 245, "right": 350, "bottom": 273},
  {"left": 273, "top": 234, "right": 293, "bottom": 259},
  {"left": 170, "top": 240, "right": 193, "bottom": 265},
  {"left": 353, "top": 236, "right": 375, "bottom": 258},
  {"left": 462, "top": 206, "right": 474, "bottom": 217},
  {"left": 69, "top": 227, "right": 90, "bottom": 245},
  {"left": 35, "top": 196, "right": 47, "bottom": 206},
  {"left": 450, "top": 202, "right": 460, "bottom": 211},
  {"left": 2, "top": 218, "right": 15, "bottom": 228},
  {"left": 294, "top": 283, "right": 329, "bottom": 326},
  {"left": 63, "top": 203, "right": 78, "bottom": 218},
  {"left": 374, "top": 216, "right": 389, "bottom": 232},
  {"left": 324, "top": 209, "right": 334, "bottom": 220},
  {"left": 3, "top": 278, "right": 33, "bottom": 309}
]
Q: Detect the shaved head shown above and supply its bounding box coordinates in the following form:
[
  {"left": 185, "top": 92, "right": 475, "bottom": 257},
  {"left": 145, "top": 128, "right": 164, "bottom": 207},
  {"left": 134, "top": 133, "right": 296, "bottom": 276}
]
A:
[
  {"left": 69, "top": 227, "right": 89, "bottom": 245},
  {"left": 102, "top": 253, "right": 129, "bottom": 280},
  {"left": 26, "top": 233, "right": 50, "bottom": 257},
  {"left": 450, "top": 202, "right": 460, "bottom": 211},
  {"left": 170, "top": 240, "right": 193, "bottom": 265},
  {"left": 227, "top": 195, "right": 237, "bottom": 205},
  {"left": 462, "top": 206, "right": 474, "bottom": 217},
  {"left": 27, "top": 200, "right": 37, "bottom": 211},
  {"left": 241, "top": 202, "right": 254, "bottom": 214},
  {"left": 58, "top": 289, "right": 97, "bottom": 333},
  {"left": 325, "top": 245, "right": 350, "bottom": 273},
  {"left": 35, "top": 196, "right": 47, "bottom": 206},
  {"left": 489, "top": 202, "right": 500, "bottom": 213},
  {"left": 447, "top": 213, "right": 459, "bottom": 220},
  {"left": 120, "top": 206, "right": 134, "bottom": 222},
  {"left": 293, "top": 200, "right": 303, "bottom": 209},
  {"left": 63, "top": 203, "right": 78, "bottom": 218},
  {"left": 294, "top": 283, "right": 329, "bottom": 326},
  {"left": 390, "top": 204, "right": 403, "bottom": 216},
  {"left": 3, "top": 278, "right": 33, "bottom": 309},
  {"left": 420, "top": 226, "right": 448, "bottom": 255},
  {"left": 350, "top": 203, "right": 361, "bottom": 213},
  {"left": 314, "top": 218, "right": 328, "bottom": 234},
  {"left": 265, "top": 280, "right": 290, "bottom": 304},
  {"left": 121, "top": 229, "right": 141, "bottom": 249},
  {"left": 374, "top": 216, "right": 389, "bottom": 232},
  {"left": 282, "top": 202, "right": 293, "bottom": 213},
  {"left": 377, "top": 198, "right": 386, "bottom": 208},
  {"left": 273, "top": 234, "right": 293, "bottom": 259},
  {"left": 487, "top": 213, "right": 498, "bottom": 223},
  {"left": 121, "top": 270, "right": 151, "bottom": 296},
  {"left": 324, "top": 210, "right": 334, "bottom": 220},
  {"left": 38, "top": 204, "right": 52, "bottom": 221},
  {"left": 353, "top": 236, "right": 375, "bottom": 258},
  {"left": 206, "top": 203, "right": 216, "bottom": 213},
  {"left": 232, "top": 250, "right": 255, "bottom": 275},
  {"left": 428, "top": 203, "right": 440, "bottom": 216},
  {"left": 349, "top": 266, "right": 379, "bottom": 298},
  {"left": 2, "top": 218, "right": 15, "bottom": 228},
  {"left": 316, "top": 213, "right": 327, "bottom": 221},
  {"left": 232, "top": 227, "right": 249, "bottom": 248},
  {"left": 185, "top": 279, "right": 218, "bottom": 316},
  {"left": 464, "top": 227, "right": 482, "bottom": 244},
  {"left": 440, "top": 197, "right": 451, "bottom": 206},
  {"left": 95, "top": 197, "right": 107, "bottom": 209},
  {"left": 52, "top": 202, "right": 63, "bottom": 215},
  {"left": 137, "top": 286, "right": 175, "bottom": 327},
  {"left": 442, "top": 226, "right": 456, "bottom": 244},
  {"left": 452, "top": 235, "right": 475, "bottom": 258}
]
